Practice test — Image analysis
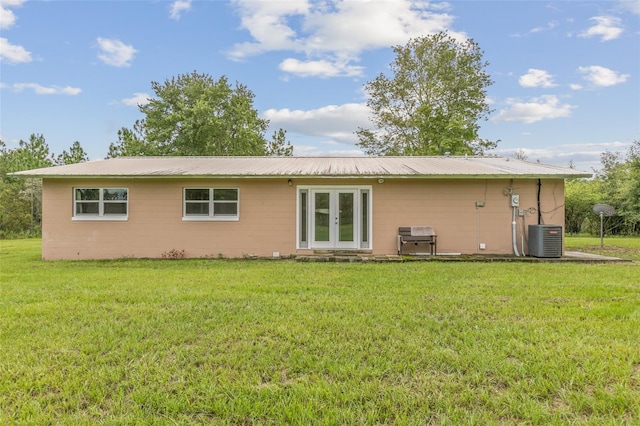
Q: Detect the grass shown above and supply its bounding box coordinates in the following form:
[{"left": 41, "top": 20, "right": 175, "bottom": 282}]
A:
[
  {"left": 566, "top": 236, "right": 640, "bottom": 262},
  {"left": 1, "top": 239, "right": 639, "bottom": 424}
]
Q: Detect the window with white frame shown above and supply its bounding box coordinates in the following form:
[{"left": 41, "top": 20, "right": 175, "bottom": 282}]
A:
[
  {"left": 73, "top": 188, "right": 128, "bottom": 220},
  {"left": 183, "top": 188, "right": 239, "bottom": 221}
]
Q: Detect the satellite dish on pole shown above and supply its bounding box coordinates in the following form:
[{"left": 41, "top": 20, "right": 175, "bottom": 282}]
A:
[
  {"left": 592, "top": 204, "right": 616, "bottom": 216},
  {"left": 592, "top": 204, "right": 617, "bottom": 248}
]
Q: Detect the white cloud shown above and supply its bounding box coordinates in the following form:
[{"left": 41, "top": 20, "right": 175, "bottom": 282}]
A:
[
  {"left": 293, "top": 143, "right": 365, "bottom": 156},
  {"left": 229, "top": 0, "right": 462, "bottom": 78},
  {"left": 491, "top": 140, "right": 633, "bottom": 170},
  {"left": 530, "top": 21, "right": 558, "bottom": 34},
  {"left": 96, "top": 37, "right": 137, "bottom": 67},
  {"left": 519, "top": 69, "right": 557, "bottom": 88},
  {"left": 492, "top": 95, "right": 574, "bottom": 124},
  {"left": 229, "top": 1, "right": 309, "bottom": 59},
  {"left": 0, "top": 0, "right": 24, "bottom": 29},
  {"left": 577, "top": 65, "right": 629, "bottom": 87},
  {"left": 619, "top": 0, "right": 640, "bottom": 15},
  {"left": 0, "top": 37, "right": 31, "bottom": 63},
  {"left": 5, "top": 82, "right": 81, "bottom": 95},
  {"left": 0, "top": 5, "right": 16, "bottom": 28},
  {"left": 325, "top": 148, "right": 365, "bottom": 156},
  {"left": 120, "top": 92, "right": 151, "bottom": 107},
  {"left": 579, "top": 16, "right": 623, "bottom": 41},
  {"left": 279, "top": 58, "right": 363, "bottom": 78},
  {"left": 169, "top": 0, "right": 191, "bottom": 20},
  {"left": 263, "top": 102, "right": 370, "bottom": 144},
  {"left": 301, "top": 1, "right": 459, "bottom": 54}
]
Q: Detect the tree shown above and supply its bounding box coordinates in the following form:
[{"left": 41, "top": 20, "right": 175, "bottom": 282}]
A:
[
  {"left": 265, "top": 129, "right": 293, "bottom": 157},
  {"left": 595, "top": 141, "right": 640, "bottom": 234},
  {"left": 55, "top": 141, "right": 89, "bottom": 165},
  {"left": 107, "top": 122, "right": 147, "bottom": 158},
  {"left": 564, "top": 178, "right": 603, "bottom": 234},
  {"left": 2, "top": 133, "right": 54, "bottom": 172},
  {"left": 108, "top": 71, "right": 292, "bottom": 157},
  {"left": 357, "top": 33, "right": 496, "bottom": 156},
  {"left": 1, "top": 135, "right": 89, "bottom": 238},
  {"left": 0, "top": 134, "right": 54, "bottom": 237},
  {"left": 512, "top": 149, "right": 529, "bottom": 161},
  {"left": 567, "top": 140, "right": 640, "bottom": 236}
]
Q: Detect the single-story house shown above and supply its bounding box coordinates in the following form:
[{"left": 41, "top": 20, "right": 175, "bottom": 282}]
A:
[{"left": 13, "top": 156, "right": 590, "bottom": 260}]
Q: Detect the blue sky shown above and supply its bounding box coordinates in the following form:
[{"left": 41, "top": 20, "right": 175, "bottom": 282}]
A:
[{"left": 1, "top": 0, "right": 638, "bottom": 171}]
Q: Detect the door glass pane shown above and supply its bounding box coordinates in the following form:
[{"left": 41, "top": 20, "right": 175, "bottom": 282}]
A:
[
  {"left": 339, "top": 192, "right": 354, "bottom": 242},
  {"left": 300, "top": 191, "right": 307, "bottom": 244},
  {"left": 361, "top": 191, "right": 368, "bottom": 245},
  {"left": 314, "top": 192, "right": 330, "bottom": 242}
]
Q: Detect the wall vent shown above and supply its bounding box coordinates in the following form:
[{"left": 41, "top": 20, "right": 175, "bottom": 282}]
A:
[{"left": 528, "top": 225, "right": 562, "bottom": 258}]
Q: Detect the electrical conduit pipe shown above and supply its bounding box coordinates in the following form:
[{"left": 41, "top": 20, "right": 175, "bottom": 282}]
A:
[{"left": 512, "top": 206, "right": 520, "bottom": 257}]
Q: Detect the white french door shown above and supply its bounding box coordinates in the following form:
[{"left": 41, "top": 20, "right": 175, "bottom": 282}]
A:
[
  {"left": 298, "top": 186, "right": 372, "bottom": 250},
  {"left": 310, "top": 189, "right": 358, "bottom": 249}
]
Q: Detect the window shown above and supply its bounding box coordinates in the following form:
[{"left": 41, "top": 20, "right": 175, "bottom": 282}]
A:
[
  {"left": 183, "top": 188, "right": 239, "bottom": 221},
  {"left": 73, "top": 188, "right": 128, "bottom": 221}
]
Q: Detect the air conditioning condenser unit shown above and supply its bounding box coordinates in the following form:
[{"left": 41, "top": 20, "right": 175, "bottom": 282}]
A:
[{"left": 528, "top": 225, "right": 562, "bottom": 258}]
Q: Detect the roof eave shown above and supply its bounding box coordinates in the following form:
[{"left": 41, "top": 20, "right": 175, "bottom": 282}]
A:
[{"left": 11, "top": 172, "right": 593, "bottom": 179}]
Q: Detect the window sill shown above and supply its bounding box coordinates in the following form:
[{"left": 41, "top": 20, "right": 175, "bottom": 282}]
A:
[
  {"left": 72, "top": 216, "right": 128, "bottom": 222},
  {"left": 182, "top": 216, "right": 239, "bottom": 222}
]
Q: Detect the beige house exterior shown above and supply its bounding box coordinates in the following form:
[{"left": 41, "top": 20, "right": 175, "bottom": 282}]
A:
[{"left": 14, "top": 156, "right": 590, "bottom": 260}]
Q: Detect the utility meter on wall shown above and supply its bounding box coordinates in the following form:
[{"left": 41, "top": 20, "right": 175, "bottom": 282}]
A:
[{"left": 511, "top": 194, "right": 520, "bottom": 207}]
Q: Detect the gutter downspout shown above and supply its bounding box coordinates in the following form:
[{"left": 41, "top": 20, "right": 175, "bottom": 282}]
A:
[{"left": 537, "top": 179, "right": 542, "bottom": 225}]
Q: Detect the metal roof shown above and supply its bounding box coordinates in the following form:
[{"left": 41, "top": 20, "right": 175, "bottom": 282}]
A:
[{"left": 11, "top": 156, "right": 592, "bottom": 179}]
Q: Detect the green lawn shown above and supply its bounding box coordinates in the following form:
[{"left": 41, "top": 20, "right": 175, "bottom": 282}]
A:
[
  {"left": 1, "top": 239, "right": 639, "bottom": 424},
  {"left": 566, "top": 236, "right": 640, "bottom": 262}
]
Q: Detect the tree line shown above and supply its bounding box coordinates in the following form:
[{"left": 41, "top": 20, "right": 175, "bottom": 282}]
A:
[
  {"left": 0, "top": 135, "right": 90, "bottom": 238},
  {"left": 565, "top": 141, "right": 640, "bottom": 236}
]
